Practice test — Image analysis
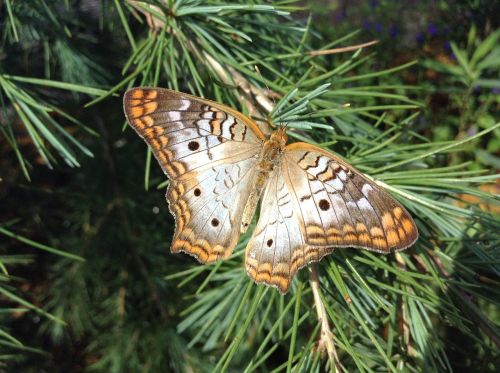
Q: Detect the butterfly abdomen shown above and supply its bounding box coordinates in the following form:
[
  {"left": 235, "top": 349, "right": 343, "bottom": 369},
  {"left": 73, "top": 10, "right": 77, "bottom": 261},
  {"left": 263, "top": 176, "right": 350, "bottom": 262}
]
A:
[{"left": 240, "top": 129, "right": 288, "bottom": 233}]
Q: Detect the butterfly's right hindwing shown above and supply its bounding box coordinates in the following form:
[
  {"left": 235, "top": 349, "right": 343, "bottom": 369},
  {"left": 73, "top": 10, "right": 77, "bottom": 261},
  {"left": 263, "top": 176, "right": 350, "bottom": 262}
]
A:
[{"left": 245, "top": 167, "right": 308, "bottom": 293}]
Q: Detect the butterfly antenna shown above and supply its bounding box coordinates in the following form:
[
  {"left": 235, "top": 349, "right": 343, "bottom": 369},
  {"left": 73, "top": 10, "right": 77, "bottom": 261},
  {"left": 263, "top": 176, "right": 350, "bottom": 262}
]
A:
[{"left": 254, "top": 65, "right": 282, "bottom": 128}]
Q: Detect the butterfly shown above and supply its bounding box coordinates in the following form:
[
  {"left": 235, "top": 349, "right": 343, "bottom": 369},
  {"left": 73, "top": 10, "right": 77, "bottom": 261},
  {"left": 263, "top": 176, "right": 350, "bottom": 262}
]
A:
[{"left": 123, "top": 88, "right": 418, "bottom": 293}]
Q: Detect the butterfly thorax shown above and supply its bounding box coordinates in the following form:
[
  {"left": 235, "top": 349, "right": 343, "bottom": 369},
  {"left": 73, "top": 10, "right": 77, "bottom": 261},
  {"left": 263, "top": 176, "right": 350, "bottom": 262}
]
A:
[{"left": 240, "top": 127, "right": 288, "bottom": 233}]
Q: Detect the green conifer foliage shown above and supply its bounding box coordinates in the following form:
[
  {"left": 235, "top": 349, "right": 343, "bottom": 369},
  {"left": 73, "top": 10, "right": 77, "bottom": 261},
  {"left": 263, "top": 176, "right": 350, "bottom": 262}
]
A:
[{"left": 1, "top": 1, "right": 498, "bottom": 372}]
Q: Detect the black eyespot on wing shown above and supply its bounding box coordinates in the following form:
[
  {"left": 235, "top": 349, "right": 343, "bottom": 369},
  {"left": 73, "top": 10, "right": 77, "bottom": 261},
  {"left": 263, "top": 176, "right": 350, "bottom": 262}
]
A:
[
  {"left": 319, "top": 199, "right": 330, "bottom": 211},
  {"left": 267, "top": 239, "right": 273, "bottom": 247},
  {"left": 211, "top": 218, "right": 220, "bottom": 227},
  {"left": 188, "top": 141, "right": 200, "bottom": 151},
  {"left": 194, "top": 188, "right": 201, "bottom": 197}
]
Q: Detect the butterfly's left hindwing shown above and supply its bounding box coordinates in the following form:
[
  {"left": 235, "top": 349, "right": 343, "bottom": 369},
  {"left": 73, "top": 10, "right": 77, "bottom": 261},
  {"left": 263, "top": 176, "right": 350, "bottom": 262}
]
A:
[{"left": 168, "top": 158, "right": 259, "bottom": 262}]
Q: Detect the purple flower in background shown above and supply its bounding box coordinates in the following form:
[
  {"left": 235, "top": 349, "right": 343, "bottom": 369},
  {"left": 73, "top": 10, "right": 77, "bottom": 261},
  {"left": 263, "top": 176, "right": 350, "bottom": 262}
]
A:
[
  {"left": 335, "top": 9, "right": 346, "bottom": 22},
  {"left": 492, "top": 87, "right": 500, "bottom": 95},
  {"left": 467, "top": 127, "right": 477, "bottom": 137},
  {"left": 389, "top": 25, "right": 399, "bottom": 38},
  {"left": 363, "top": 20, "right": 372, "bottom": 30},
  {"left": 427, "top": 23, "right": 438, "bottom": 36},
  {"left": 370, "top": 0, "right": 378, "bottom": 8},
  {"left": 416, "top": 32, "right": 426, "bottom": 44},
  {"left": 444, "top": 41, "right": 452, "bottom": 54},
  {"left": 374, "top": 23, "right": 383, "bottom": 33}
]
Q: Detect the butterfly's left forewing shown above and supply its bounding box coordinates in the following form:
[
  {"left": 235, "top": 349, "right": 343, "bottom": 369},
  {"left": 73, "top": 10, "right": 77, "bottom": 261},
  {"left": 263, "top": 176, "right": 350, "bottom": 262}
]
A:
[{"left": 124, "top": 88, "right": 264, "bottom": 180}]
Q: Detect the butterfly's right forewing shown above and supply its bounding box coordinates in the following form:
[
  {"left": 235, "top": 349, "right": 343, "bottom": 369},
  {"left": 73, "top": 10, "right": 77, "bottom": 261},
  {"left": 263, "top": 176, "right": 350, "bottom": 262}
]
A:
[{"left": 284, "top": 143, "right": 418, "bottom": 252}]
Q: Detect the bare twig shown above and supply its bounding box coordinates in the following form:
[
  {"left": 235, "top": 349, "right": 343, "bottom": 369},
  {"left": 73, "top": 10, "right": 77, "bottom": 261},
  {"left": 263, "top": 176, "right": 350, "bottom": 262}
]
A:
[
  {"left": 127, "top": 0, "right": 166, "bottom": 31},
  {"left": 395, "top": 253, "right": 412, "bottom": 353},
  {"left": 308, "top": 40, "right": 379, "bottom": 56},
  {"left": 309, "top": 263, "right": 343, "bottom": 372},
  {"left": 203, "top": 52, "right": 274, "bottom": 134}
]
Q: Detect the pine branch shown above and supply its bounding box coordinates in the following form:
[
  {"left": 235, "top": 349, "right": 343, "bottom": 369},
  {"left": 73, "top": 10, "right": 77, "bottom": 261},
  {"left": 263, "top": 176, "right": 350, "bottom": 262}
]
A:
[{"left": 309, "top": 263, "right": 343, "bottom": 372}]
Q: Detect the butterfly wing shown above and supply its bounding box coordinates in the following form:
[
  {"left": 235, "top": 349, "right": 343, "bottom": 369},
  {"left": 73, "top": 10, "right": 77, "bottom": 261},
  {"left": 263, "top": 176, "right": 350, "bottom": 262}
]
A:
[
  {"left": 124, "top": 88, "right": 265, "bottom": 178},
  {"left": 124, "top": 88, "right": 265, "bottom": 262},
  {"left": 168, "top": 159, "right": 259, "bottom": 262},
  {"left": 245, "top": 142, "right": 418, "bottom": 293},
  {"left": 245, "top": 166, "right": 308, "bottom": 293},
  {"left": 284, "top": 143, "right": 418, "bottom": 251}
]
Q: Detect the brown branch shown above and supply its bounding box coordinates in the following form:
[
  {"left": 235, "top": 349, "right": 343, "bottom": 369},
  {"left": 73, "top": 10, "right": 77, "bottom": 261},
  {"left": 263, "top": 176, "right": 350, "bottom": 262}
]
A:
[
  {"left": 127, "top": 1, "right": 166, "bottom": 32},
  {"left": 203, "top": 52, "right": 273, "bottom": 134},
  {"left": 395, "top": 253, "right": 412, "bottom": 354},
  {"left": 309, "top": 264, "right": 343, "bottom": 372}
]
